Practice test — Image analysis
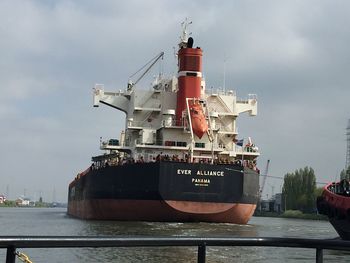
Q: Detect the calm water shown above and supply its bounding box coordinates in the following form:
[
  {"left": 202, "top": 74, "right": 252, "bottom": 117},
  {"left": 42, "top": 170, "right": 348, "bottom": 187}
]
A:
[{"left": 0, "top": 207, "right": 347, "bottom": 262}]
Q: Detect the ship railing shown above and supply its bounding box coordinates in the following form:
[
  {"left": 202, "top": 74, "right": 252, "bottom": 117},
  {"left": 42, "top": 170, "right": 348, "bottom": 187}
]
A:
[
  {"left": 101, "top": 139, "right": 131, "bottom": 147},
  {"left": 162, "top": 119, "right": 222, "bottom": 131},
  {"left": 207, "top": 88, "right": 236, "bottom": 97},
  {"left": 237, "top": 94, "right": 258, "bottom": 104},
  {"left": 235, "top": 145, "right": 259, "bottom": 154},
  {"left": 134, "top": 140, "right": 227, "bottom": 151},
  {"left": 162, "top": 119, "right": 184, "bottom": 127},
  {"left": 127, "top": 120, "right": 154, "bottom": 129},
  {"left": 211, "top": 123, "right": 221, "bottom": 130},
  {"left": 206, "top": 89, "right": 257, "bottom": 102},
  {"left": 2, "top": 236, "right": 350, "bottom": 263}
]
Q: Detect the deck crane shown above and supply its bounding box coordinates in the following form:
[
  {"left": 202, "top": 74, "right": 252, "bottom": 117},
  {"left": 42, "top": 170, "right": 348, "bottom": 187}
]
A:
[
  {"left": 127, "top": 52, "right": 164, "bottom": 91},
  {"left": 259, "top": 159, "right": 270, "bottom": 198}
]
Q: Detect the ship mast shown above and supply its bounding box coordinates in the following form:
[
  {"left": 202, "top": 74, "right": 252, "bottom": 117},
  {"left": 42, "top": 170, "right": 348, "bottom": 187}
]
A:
[{"left": 179, "top": 18, "right": 192, "bottom": 48}]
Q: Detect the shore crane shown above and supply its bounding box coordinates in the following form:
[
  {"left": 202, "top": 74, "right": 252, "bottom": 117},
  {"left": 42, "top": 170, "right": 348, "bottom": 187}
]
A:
[{"left": 259, "top": 159, "right": 270, "bottom": 198}]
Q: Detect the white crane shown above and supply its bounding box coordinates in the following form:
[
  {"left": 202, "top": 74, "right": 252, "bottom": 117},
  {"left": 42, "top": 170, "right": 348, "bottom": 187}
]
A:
[
  {"left": 127, "top": 52, "right": 164, "bottom": 90},
  {"left": 259, "top": 159, "right": 270, "bottom": 198}
]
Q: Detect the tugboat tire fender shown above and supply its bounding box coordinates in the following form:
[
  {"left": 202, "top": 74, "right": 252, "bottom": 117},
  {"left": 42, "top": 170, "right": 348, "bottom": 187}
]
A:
[
  {"left": 328, "top": 206, "right": 335, "bottom": 218},
  {"left": 323, "top": 204, "right": 328, "bottom": 215},
  {"left": 346, "top": 209, "right": 350, "bottom": 221},
  {"left": 334, "top": 208, "right": 339, "bottom": 218},
  {"left": 318, "top": 202, "right": 326, "bottom": 214},
  {"left": 316, "top": 196, "right": 324, "bottom": 203},
  {"left": 333, "top": 208, "right": 346, "bottom": 220}
]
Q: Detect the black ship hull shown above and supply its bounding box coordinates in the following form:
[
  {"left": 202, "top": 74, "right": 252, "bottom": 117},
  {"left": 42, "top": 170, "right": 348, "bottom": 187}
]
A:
[
  {"left": 68, "top": 162, "right": 259, "bottom": 223},
  {"left": 317, "top": 197, "right": 350, "bottom": 240},
  {"left": 329, "top": 218, "right": 350, "bottom": 240},
  {"left": 317, "top": 182, "right": 350, "bottom": 240}
]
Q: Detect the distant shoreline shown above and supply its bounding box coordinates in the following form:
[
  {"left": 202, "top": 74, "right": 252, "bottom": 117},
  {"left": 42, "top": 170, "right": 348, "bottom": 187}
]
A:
[{"left": 0, "top": 201, "right": 67, "bottom": 208}]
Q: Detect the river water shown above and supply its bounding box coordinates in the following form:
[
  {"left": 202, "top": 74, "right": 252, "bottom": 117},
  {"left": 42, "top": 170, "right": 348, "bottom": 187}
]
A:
[{"left": 0, "top": 207, "right": 348, "bottom": 262}]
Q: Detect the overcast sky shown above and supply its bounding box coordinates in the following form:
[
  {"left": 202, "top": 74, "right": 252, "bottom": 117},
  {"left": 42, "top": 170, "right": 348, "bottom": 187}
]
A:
[{"left": 1, "top": 0, "right": 350, "bottom": 202}]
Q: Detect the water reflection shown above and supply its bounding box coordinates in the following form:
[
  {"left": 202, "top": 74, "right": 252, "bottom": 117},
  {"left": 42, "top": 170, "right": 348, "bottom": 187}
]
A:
[
  {"left": 77, "top": 221, "right": 259, "bottom": 262},
  {"left": 79, "top": 221, "right": 258, "bottom": 237}
]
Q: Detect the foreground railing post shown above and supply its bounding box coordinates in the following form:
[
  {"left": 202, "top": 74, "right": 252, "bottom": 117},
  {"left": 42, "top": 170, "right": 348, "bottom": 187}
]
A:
[
  {"left": 6, "top": 246, "right": 16, "bottom": 263},
  {"left": 198, "top": 243, "right": 206, "bottom": 263},
  {"left": 316, "top": 248, "right": 323, "bottom": 263}
]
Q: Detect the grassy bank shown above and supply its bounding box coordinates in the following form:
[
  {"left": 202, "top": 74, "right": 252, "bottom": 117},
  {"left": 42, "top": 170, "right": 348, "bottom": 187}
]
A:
[
  {"left": 254, "top": 210, "right": 327, "bottom": 220},
  {"left": 0, "top": 201, "right": 58, "bottom": 208}
]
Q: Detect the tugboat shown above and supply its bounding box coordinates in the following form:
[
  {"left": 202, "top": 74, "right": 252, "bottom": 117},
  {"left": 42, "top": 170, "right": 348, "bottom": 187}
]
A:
[
  {"left": 67, "top": 21, "right": 260, "bottom": 224},
  {"left": 317, "top": 180, "right": 350, "bottom": 240}
]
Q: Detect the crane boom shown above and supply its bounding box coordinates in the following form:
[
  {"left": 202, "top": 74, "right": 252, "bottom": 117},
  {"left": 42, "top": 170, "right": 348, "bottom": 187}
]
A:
[
  {"left": 128, "top": 52, "right": 164, "bottom": 90},
  {"left": 259, "top": 159, "right": 270, "bottom": 196}
]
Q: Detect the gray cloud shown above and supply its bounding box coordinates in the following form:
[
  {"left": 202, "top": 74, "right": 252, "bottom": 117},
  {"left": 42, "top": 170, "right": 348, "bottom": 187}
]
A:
[{"left": 1, "top": 0, "right": 349, "bottom": 201}]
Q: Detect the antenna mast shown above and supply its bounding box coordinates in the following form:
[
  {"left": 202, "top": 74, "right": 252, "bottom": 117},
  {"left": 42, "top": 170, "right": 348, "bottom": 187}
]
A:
[
  {"left": 179, "top": 18, "right": 192, "bottom": 48},
  {"left": 346, "top": 119, "right": 350, "bottom": 169}
]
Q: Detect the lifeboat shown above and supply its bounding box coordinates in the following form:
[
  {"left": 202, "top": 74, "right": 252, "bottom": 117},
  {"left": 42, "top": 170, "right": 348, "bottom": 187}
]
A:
[{"left": 189, "top": 100, "right": 208, "bottom": 139}]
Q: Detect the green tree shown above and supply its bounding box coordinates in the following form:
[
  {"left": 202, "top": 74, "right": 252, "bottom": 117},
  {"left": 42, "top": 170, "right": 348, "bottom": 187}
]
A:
[
  {"left": 282, "top": 166, "right": 317, "bottom": 212},
  {"left": 314, "top": 187, "right": 324, "bottom": 199},
  {"left": 340, "top": 166, "right": 350, "bottom": 180}
]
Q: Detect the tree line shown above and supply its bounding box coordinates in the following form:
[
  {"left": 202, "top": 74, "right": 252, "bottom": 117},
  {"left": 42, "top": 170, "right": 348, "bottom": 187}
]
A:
[
  {"left": 340, "top": 166, "right": 350, "bottom": 180},
  {"left": 282, "top": 166, "right": 319, "bottom": 213},
  {"left": 282, "top": 166, "right": 350, "bottom": 213}
]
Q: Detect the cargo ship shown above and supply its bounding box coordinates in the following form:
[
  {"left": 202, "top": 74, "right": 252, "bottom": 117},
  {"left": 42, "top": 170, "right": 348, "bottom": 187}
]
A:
[
  {"left": 67, "top": 21, "right": 260, "bottom": 223},
  {"left": 317, "top": 180, "right": 350, "bottom": 240}
]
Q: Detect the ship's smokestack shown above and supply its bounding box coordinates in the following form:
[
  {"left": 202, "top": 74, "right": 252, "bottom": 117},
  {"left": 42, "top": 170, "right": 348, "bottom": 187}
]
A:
[{"left": 176, "top": 38, "right": 203, "bottom": 121}]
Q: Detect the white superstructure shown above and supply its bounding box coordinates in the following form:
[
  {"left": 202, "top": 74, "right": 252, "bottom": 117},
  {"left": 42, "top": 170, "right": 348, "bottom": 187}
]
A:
[
  {"left": 92, "top": 24, "right": 259, "bottom": 169},
  {"left": 93, "top": 78, "right": 258, "bottom": 164}
]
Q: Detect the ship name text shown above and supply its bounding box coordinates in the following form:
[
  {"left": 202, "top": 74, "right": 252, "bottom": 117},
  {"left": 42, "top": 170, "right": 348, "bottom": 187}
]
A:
[
  {"left": 177, "top": 169, "right": 224, "bottom": 176},
  {"left": 196, "top": 170, "right": 224, "bottom": 176},
  {"left": 177, "top": 169, "right": 192, "bottom": 175}
]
